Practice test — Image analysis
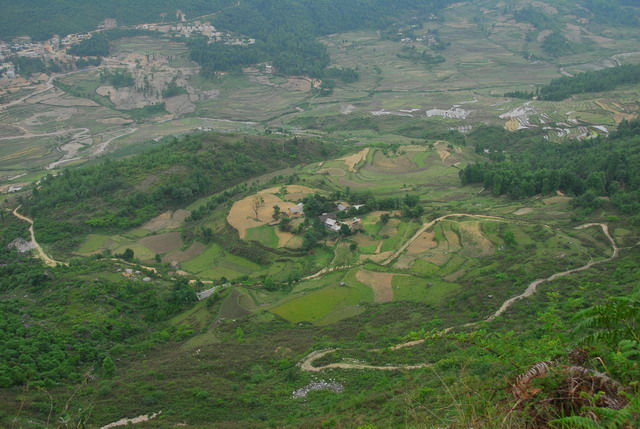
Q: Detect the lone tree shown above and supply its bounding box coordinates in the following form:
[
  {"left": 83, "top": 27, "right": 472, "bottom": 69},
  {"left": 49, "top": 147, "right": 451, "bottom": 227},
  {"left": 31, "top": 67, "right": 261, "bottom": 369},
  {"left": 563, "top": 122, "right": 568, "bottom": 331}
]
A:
[
  {"left": 102, "top": 356, "right": 116, "bottom": 377},
  {"left": 122, "top": 248, "right": 134, "bottom": 261},
  {"left": 252, "top": 196, "right": 264, "bottom": 220},
  {"left": 273, "top": 205, "right": 281, "bottom": 220}
]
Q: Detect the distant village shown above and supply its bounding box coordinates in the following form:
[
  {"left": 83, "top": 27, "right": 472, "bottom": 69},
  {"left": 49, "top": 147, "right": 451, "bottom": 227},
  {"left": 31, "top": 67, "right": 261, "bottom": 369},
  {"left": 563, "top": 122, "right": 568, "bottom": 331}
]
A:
[{"left": 0, "top": 11, "right": 256, "bottom": 80}]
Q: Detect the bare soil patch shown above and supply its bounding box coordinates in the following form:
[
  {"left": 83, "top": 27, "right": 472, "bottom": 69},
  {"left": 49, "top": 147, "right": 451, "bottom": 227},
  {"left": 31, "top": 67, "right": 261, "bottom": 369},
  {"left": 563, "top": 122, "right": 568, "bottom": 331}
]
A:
[
  {"left": 96, "top": 85, "right": 114, "bottom": 97},
  {"left": 394, "top": 255, "right": 415, "bottom": 269},
  {"left": 513, "top": 207, "right": 533, "bottom": 215},
  {"left": 359, "top": 251, "right": 393, "bottom": 263},
  {"left": 162, "top": 242, "right": 206, "bottom": 263},
  {"left": 406, "top": 231, "right": 437, "bottom": 255},
  {"left": 437, "top": 149, "right": 451, "bottom": 162},
  {"left": 458, "top": 222, "right": 493, "bottom": 256},
  {"left": 537, "top": 29, "right": 553, "bottom": 43},
  {"left": 444, "top": 269, "right": 466, "bottom": 282},
  {"left": 352, "top": 233, "right": 379, "bottom": 247},
  {"left": 504, "top": 117, "right": 520, "bottom": 131},
  {"left": 430, "top": 252, "right": 452, "bottom": 266},
  {"left": 543, "top": 196, "right": 571, "bottom": 205},
  {"left": 318, "top": 168, "right": 346, "bottom": 177},
  {"left": 284, "top": 192, "right": 309, "bottom": 201},
  {"left": 368, "top": 211, "right": 401, "bottom": 223},
  {"left": 97, "top": 117, "right": 133, "bottom": 125},
  {"left": 368, "top": 152, "right": 419, "bottom": 174},
  {"left": 338, "top": 148, "right": 369, "bottom": 172},
  {"left": 140, "top": 232, "right": 183, "bottom": 254},
  {"left": 444, "top": 229, "right": 461, "bottom": 252},
  {"left": 379, "top": 219, "right": 400, "bottom": 238},
  {"left": 142, "top": 209, "right": 191, "bottom": 232},
  {"left": 282, "top": 185, "right": 319, "bottom": 201},
  {"left": 263, "top": 185, "right": 318, "bottom": 195},
  {"left": 274, "top": 228, "right": 296, "bottom": 248},
  {"left": 164, "top": 94, "right": 196, "bottom": 115},
  {"left": 594, "top": 100, "right": 636, "bottom": 124},
  {"left": 356, "top": 269, "right": 394, "bottom": 303},
  {"left": 531, "top": 1, "right": 558, "bottom": 14},
  {"left": 227, "top": 191, "right": 297, "bottom": 239},
  {"left": 41, "top": 97, "right": 99, "bottom": 107},
  {"left": 338, "top": 177, "right": 373, "bottom": 189}
]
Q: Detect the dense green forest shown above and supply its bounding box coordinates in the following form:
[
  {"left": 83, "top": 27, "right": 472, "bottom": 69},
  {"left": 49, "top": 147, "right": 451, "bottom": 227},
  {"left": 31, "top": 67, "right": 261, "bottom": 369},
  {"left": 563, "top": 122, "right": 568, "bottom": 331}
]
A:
[
  {"left": 514, "top": 5, "right": 557, "bottom": 30},
  {"left": 68, "top": 34, "right": 109, "bottom": 57},
  {"left": 580, "top": 0, "right": 640, "bottom": 26},
  {"left": 539, "top": 64, "right": 640, "bottom": 101},
  {"left": 513, "top": 1, "right": 640, "bottom": 28},
  {"left": 0, "top": 0, "right": 233, "bottom": 41},
  {"left": 459, "top": 119, "right": 640, "bottom": 219},
  {"left": 505, "top": 64, "right": 640, "bottom": 100},
  {"left": 189, "top": 0, "right": 453, "bottom": 77},
  {"left": 0, "top": 216, "right": 199, "bottom": 389},
  {"left": 20, "top": 133, "right": 340, "bottom": 253}
]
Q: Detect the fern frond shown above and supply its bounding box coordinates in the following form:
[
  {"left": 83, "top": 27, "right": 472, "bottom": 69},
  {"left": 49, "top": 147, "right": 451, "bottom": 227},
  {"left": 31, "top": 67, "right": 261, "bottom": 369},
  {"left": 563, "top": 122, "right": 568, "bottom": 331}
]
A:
[{"left": 549, "top": 415, "right": 601, "bottom": 429}]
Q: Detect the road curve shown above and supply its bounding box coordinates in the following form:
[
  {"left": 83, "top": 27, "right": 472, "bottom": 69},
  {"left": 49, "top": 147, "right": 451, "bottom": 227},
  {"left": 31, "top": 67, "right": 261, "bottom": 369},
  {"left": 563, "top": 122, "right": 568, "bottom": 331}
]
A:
[
  {"left": 299, "top": 222, "right": 618, "bottom": 371},
  {"left": 380, "top": 214, "right": 505, "bottom": 266},
  {"left": 11, "top": 206, "right": 65, "bottom": 267},
  {"left": 298, "top": 349, "right": 431, "bottom": 372}
]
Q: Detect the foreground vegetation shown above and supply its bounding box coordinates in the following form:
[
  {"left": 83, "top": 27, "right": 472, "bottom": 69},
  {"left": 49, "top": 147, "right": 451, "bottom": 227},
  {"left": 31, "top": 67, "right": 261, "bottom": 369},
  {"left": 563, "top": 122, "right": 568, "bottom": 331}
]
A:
[
  {"left": 2, "top": 118, "right": 639, "bottom": 427},
  {"left": 1, "top": 1, "right": 640, "bottom": 427}
]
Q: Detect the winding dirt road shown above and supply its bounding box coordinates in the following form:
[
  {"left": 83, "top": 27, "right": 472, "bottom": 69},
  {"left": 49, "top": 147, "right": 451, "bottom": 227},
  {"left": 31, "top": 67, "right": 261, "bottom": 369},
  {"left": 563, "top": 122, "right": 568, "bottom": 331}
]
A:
[
  {"left": 381, "top": 214, "right": 505, "bottom": 266},
  {"left": 299, "top": 222, "right": 618, "bottom": 371},
  {"left": 11, "top": 206, "right": 65, "bottom": 267}
]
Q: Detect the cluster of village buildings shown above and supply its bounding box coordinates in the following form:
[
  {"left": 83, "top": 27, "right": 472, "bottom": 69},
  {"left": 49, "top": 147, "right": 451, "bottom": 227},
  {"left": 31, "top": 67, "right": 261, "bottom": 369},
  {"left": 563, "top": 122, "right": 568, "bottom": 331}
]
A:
[
  {"left": 0, "top": 32, "right": 89, "bottom": 79},
  {"left": 161, "top": 23, "right": 256, "bottom": 46},
  {"left": 287, "top": 202, "right": 364, "bottom": 233},
  {"left": 0, "top": 12, "right": 256, "bottom": 80}
]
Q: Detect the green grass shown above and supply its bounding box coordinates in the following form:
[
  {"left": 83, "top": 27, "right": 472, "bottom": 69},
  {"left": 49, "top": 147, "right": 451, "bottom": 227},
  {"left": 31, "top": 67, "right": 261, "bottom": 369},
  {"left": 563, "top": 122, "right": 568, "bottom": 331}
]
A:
[
  {"left": 393, "top": 275, "right": 459, "bottom": 305},
  {"left": 183, "top": 244, "right": 223, "bottom": 272},
  {"left": 381, "top": 221, "right": 420, "bottom": 252},
  {"left": 126, "top": 228, "right": 151, "bottom": 238},
  {"left": 77, "top": 234, "right": 110, "bottom": 254},
  {"left": 363, "top": 222, "right": 384, "bottom": 237},
  {"left": 291, "top": 271, "right": 346, "bottom": 294},
  {"left": 439, "top": 255, "right": 467, "bottom": 277},
  {"left": 182, "top": 243, "right": 262, "bottom": 280},
  {"left": 411, "top": 259, "right": 440, "bottom": 276},
  {"left": 359, "top": 243, "right": 378, "bottom": 254},
  {"left": 270, "top": 283, "right": 362, "bottom": 323},
  {"left": 411, "top": 150, "right": 430, "bottom": 168},
  {"left": 245, "top": 225, "right": 279, "bottom": 248},
  {"left": 114, "top": 243, "right": 155, "bottom": 261}
]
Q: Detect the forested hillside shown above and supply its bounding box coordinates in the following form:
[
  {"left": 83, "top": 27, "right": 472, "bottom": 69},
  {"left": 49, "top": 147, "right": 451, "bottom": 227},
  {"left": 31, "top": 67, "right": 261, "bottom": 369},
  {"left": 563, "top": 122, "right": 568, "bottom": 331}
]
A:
[
  {"left": 460, "top": 119, "right": 640, "bottom": 218},
  {"left": 20, "top": 133, "right": 340, "bottom": 253},
  {"left": 0, "top": 216, "right": 199, "bottom": 390},
  {"left": 190, "top": 0, "right": 453, "bottom": 77},
  {"left": 0, "top": 0, "right": 233, "bottom": 40},
  {"left": 506, "top": 64, "right": 640, "bottom": 101}
]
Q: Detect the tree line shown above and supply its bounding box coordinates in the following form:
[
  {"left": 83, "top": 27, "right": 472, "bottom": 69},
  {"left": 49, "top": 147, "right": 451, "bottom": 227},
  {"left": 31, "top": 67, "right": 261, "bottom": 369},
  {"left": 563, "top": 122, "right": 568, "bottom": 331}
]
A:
[
  {"left": 505, "top": 63, "right": 640, "bottom": 101},
  {"left": 21, "top": 133, "right": 341, "bottom": 255},
  {"left": 459, "top": 119, "right": 640, "bottom": 220}
]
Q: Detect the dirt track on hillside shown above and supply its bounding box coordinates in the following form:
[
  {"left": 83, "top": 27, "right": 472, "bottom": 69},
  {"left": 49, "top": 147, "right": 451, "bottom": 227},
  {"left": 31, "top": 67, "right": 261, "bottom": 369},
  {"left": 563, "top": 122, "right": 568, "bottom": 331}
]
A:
[
  {"left": 298, "top": 222, "right": 618, "bottom": 371},
  {"left": 11, "top": 206, "right": 65, "bottom": 267}
]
